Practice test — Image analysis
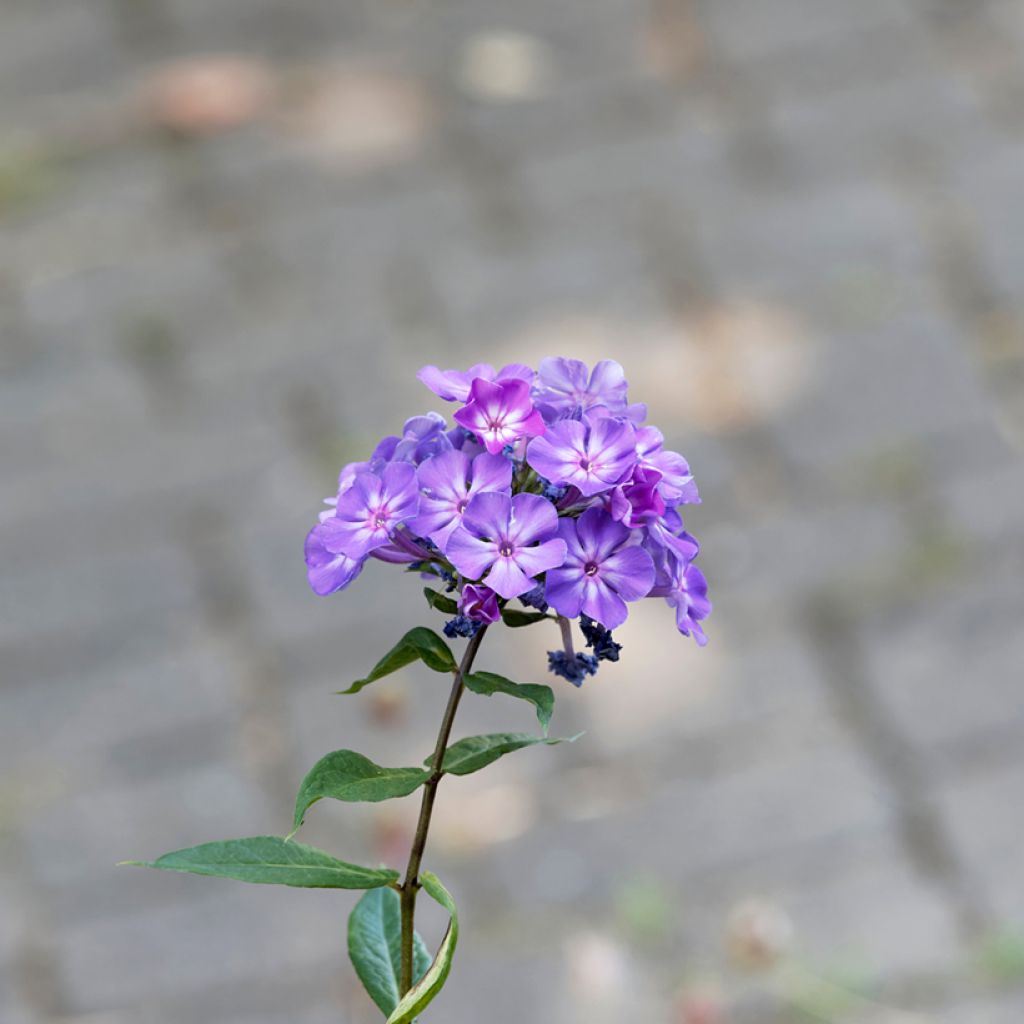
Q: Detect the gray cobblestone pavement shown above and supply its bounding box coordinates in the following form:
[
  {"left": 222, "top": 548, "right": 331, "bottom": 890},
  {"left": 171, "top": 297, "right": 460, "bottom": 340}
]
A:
[{"left": 2, "top": 1, "right": 1023, "bottom": 1021}]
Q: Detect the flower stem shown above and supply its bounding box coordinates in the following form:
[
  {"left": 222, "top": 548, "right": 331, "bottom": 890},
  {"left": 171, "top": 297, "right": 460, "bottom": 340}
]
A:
[{"left": 398, "top": 625, "right": 488, "bottom": 995}]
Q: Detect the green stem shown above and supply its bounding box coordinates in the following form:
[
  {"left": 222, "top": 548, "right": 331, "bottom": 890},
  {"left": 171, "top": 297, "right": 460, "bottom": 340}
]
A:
[{"left": 398, "top": 625, "right": 488, "bottom": 995}]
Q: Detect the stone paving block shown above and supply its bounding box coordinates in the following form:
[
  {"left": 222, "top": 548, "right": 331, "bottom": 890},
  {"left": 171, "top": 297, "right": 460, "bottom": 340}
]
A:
[
  {"left": 771, "top": 314, "right": 992, "bottom": 476},
  {"left": 950, "top": 138, "right": 1024, "bottom": 303},
  {"left": 697, "top": 0, "right": 915, "bottom": 64},
  {"left": 770, "top": 67, "right": 993, "bottom": 191},
  {"left": 0, "top": 1, "right": 122, "bottom": 107},
  {"left": 863, "top": 575, "right": 1024, "bottom": 757},
  {"left": 937, "top": 758, "right": 1024, "bottom": 926},
  {"left": 54, "top": 884, "right": 342, "bottom": 1011}
]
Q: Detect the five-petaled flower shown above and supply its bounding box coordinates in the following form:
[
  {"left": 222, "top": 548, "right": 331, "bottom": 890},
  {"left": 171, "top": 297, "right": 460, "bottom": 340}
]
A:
[
  {"left": 412, "top": 449, "right": 513, "bottom": 552},
  {"left": 447, "top": 492, "right": 567, "bottom": 599},
  {"left": 327, "top": 462, "right": 420, "bottom": 560},
  {"left": 526, "top": 416, "right": 637, "bottom": 497},
  {"left": 544, "top": 507, "right": 656, "bottom": 629},
  {"left": 453, "top": 378, "right": 547, "bottom": 455}
]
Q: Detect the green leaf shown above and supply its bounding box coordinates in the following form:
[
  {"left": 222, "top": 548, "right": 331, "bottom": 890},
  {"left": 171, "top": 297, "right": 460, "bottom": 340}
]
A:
[
  {"left": 348, "top": 887, "right": 431, "bottom": 1016},
  {"left": 463, "top": 671, "right": 555, "bottom": 734},
  {"left": 386, "top": 872, "right": 459, "bottom": 1024},
  {"left": 423, "top": 587, "right": 459, "bottom": 615},
  {"left": 436, "top": 732, "right": 578, "bottom": 777},
  {"left": 500, "top": 608, "right": 550, "bottom": 628},
  {"left": 123, "top": 836, "right": 399, "bottom": 890},
  {"left": 293, "top": 751, "right": 431, "bottom": 831},
  {"left": 340, "top": 628, "right": 457, "bottom": 695}
]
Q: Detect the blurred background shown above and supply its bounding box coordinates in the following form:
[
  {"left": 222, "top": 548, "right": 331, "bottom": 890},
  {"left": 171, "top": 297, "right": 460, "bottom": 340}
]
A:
[{"left": 2, "top": 1, "right": 1023, "bottom": 1022}]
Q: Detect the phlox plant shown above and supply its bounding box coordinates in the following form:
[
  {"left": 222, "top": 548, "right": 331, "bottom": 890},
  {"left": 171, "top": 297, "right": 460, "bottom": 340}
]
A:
[{"left": 126, "top": 357, "right": 710, "bottom": 1020}]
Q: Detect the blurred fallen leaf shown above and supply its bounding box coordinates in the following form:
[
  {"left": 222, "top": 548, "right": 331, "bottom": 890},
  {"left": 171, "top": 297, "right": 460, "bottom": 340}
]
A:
[{"left": 146, "top": 55, "right": 275, "bottom": 137}]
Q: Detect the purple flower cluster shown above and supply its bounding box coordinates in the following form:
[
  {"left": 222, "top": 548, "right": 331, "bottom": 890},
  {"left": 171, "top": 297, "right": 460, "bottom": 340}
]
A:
[{"left": 305, "top": 358, "right": 711, "bottom": 680}]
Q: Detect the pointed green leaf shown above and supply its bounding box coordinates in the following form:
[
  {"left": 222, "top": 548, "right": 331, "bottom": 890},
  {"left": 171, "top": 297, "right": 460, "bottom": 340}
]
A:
[
  {"left": 463, "top": 671, "right": 555, "bottom": 734},
  {"left": 124, "top": 836, "right": 398, "bottom": 889},
  {"left": 436, "top": 732, "right": 578, "bottom": 776},
  {"left": 500, "top": 608, "right": 551, "bottom": 628},
  {"left": 423, "top": 587, "right": 459, "bottom": 615},
  {"left": 293, "top": 751, "right": 431, "bottom": 831},
  {"left": 340, "top": 628, "right": 457, "bottom": 695},
  {"left": 348, "top": 887, "right": 431, "bottom": 1016},
  {"left": 386, "top": 872, "right": 459, "bottom": 1024}
]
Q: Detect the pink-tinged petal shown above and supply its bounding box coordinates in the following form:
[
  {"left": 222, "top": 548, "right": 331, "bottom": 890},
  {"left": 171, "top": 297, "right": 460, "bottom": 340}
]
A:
[
  {"left": 446, "top": 527, "right": 497, "bottom": 580},
  {"left": 574, "top": 506, "right": 630, "bottom": 562},
  {"left": 461, "top": 491, "right": 512, "bottom": 542},
  {"left": 484, "top": 556, "right": 534, "bottom": 599},
  {"left": 467, "top": 451, "right": 513, "bottom": 497},
  {"left": 581, "top": 578, "right": 629, "bottom": 630},
  {"left": 544, "top": 568, "right": 585, "bottom": 619},
  {"left": 601, "top": 545, "right": 656, "bottom": 601},
  {"left": 508, "top": 493, "right": 559, "bottom": 546},
  {"left": 320, "top": 515, "right": 384, "bottom": 560},
  {"left": 506, "top": 406, "right": 546, "bottom": 439},
  {"left": 515, "top": 537, "right": 568, "bottom": 578}
]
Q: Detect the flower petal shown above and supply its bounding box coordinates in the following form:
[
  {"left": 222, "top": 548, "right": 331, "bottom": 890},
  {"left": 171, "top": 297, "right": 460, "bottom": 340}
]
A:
[
  {"left": 544, "top": 567, "right": 585, "bottom": 619},
  {"left": 508, "top": 493, "right": 559, "bottom": 546},
  {"left": 484, "top": 556, "right": 534, "bottom": 599},
  {"left": 515, "top": 537, "right": 568, "bottom": 578},
  {"left": 461, "top": 491, "right": 512, "bottom": 542},
  {"left": 601, "top": 544, "right": 656, "bottom": 601},
  {"left": 446, "top": 527, "right": 497, "bottom": 580}
]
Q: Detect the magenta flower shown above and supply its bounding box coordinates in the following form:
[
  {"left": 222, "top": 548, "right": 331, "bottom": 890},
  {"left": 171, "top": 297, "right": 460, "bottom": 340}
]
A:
[
  {"left": 447, "top": 492, "right": 567, "bottom": 600},
  {"left": 453, "top": 378, "right": 547, "bottom": 456},
  {"left": 607, "top": 465, "right": 666, "bottom": 527},
  {"left": 533, "top": 357, "right": 630, "bottom": 420},
  {"left": 461, "top": 583, "right": 501, "bottom": 624},
  {"left": 411, "top": 449, "right": 513, "bottom": 551},
  {"left": 544, "top": 507, "right": 655, "bottom": 630},
  {"left": 418, "top": 362, "right": 534, "bottom": 403},
  {"left": 304, "top": 523, "right": 365, "bottom": 595},
  {"left": 327, "top": 463, "right": 420, "bottom": 560},
  {"left": 526, "top": 416, "right": 637, "bottom": 497}
]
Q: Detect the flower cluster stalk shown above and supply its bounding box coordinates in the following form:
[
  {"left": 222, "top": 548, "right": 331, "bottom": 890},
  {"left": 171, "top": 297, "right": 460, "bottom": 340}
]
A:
[{"left": 398, "top": 625, "right": 488, "bottom": 994}]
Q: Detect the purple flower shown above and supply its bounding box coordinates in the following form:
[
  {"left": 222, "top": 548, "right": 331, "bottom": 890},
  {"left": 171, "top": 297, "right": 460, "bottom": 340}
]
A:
[
  {"left": 607, "top": 465, "right": 666, "bottom": 527},
  {"left": 545, "top": 507, "right": 655, "bottom": 630},
  {"left": 533, "top": 357, "right": 630, "bottom": 420},
  {"left": 649, "top": 556, "right": 711, "bottom": 646},
  {"left": 304, "top": 523, "right": 365, "bottom": 596},
  {"left": 392, "top": 412, "right": 453, "bottom": 464},
  {"left": 635, "top": 426, "right": 700, "bottom": 505},
  {"left": 418, "top": 362, "right": 534, "bottom": 403},
  {"left": 461, "top": 583, "right": 501, "bottom": 624},
  {"left": 328, "top": 463, "right": 420, "bottom": 560},
  {"left": 453, "top": 378, "right": 547, "bottom": 456},
  {"left": 447, "top": 492, "right": 567, "bottom": 600},
  {"left": 526, "top": 416, "right": 637, "bottom": 497},
  {"left": 411, "top": 449, "right": 513, "bottom": 551}
]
